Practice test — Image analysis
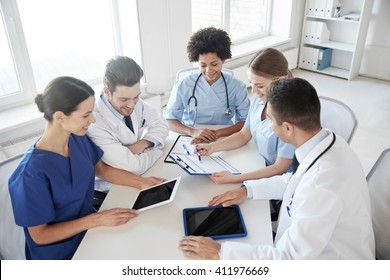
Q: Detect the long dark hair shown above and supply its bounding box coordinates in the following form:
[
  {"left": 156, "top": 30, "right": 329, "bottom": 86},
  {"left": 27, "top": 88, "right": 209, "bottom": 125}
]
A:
[{"left": 35, "top": 76, "right": 94, "bottom": 121}]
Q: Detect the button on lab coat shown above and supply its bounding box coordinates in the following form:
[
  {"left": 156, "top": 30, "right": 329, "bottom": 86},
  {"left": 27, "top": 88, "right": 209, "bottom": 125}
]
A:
[{"left": 87, "top": 94, "right": 169, "bottom": 177}]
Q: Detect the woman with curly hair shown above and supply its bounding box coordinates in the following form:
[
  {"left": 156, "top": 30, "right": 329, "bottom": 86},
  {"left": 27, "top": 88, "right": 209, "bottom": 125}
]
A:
[{"left": 163, "top": 27, "right": 250, "bottom": 144}]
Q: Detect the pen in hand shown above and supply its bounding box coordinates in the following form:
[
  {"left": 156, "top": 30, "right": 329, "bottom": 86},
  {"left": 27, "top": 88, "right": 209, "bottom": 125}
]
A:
[
  {"left": 196, "top": 145, "right": 202, "bottom": 162},
  {"left": 182, "top": 144, "right": 190, "bottom": 155}
]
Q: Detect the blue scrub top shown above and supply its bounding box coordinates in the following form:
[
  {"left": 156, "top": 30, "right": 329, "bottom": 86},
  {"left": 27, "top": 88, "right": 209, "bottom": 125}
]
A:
[
  {"left": 244, "top": 97, "right": 295, "bottom": 168},
  {"left": 8, "top": 134, "right": 103, "bottom": 260},
  {"left": 163, "top": 72, "right": 250, "bottom": 125}
]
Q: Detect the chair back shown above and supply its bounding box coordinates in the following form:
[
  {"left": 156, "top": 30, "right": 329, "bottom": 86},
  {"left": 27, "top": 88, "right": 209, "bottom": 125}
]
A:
[
  {"left": 0, "top": 154, "right": 26, "bottom": 259},
  {"left": 175, "top": 67, "right": 234, "bottom": 81},
  {"left": 319, "top": 96, "right": 357, "bottom": 143},
  {"left": 366, "top": 148, "right": 390, "bottom": 260}
]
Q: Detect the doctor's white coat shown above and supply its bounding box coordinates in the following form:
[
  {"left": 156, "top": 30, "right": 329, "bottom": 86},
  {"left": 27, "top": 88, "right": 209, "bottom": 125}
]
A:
[
  {"left": 87, "top": 95, "right": 169, "bottom": 177},
  {"left": 221, "top": 132, "right": 375, "bottom": 259}
]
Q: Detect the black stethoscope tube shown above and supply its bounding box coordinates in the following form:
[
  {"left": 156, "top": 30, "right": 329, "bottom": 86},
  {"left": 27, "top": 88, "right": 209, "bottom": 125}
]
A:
[
  {"left": 287, "top": 132, "right": 337, "bottom": 215},
  {"left": 187, "top": 72, "right": 232, "bottom": 116}
]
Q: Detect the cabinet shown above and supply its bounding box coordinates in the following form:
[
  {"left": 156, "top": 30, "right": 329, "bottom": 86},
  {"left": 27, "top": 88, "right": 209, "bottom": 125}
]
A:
[{"left": 299, "top": 0, "right": 374, "bottom": 80}]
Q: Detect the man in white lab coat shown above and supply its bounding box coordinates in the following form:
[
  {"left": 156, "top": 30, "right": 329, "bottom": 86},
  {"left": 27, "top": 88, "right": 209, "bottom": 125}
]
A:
[
  {"left": 87, "top": 56, "right": 169, "bottom": 192},
  {"left": 179, "top": 77, "right": 375, "bottom": 259}
]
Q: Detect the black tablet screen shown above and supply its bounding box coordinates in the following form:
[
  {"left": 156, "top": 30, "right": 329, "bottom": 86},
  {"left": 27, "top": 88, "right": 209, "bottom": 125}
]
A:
[
  {"left": 184, "top": 206, "right": 246, "bottom": 238},
  {"left": 132, "top": 180, "right": 176, "bottom": 210}
]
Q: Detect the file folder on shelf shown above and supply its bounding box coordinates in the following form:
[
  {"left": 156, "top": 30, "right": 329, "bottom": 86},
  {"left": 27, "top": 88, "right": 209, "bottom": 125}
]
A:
[
  {"left": 317, "top": 48, "right": 332, "bottom": 70},
  {"left": 303, "top": 21, "right": 330, "bottom": 44},
  {"left": 306, "top": 0, "right": 340, "bottom": 18},
  {"left": 300, "top": 46, "right": 332, "bottom": 71}
]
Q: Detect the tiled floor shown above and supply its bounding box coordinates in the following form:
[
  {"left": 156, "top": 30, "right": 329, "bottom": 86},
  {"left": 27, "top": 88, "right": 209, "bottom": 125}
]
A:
[{"left": 292, "top": 69, "right": 390, "bottom": 175}]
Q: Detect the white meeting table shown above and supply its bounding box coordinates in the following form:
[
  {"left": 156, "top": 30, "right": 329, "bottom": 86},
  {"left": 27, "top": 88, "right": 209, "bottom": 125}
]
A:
[{"left": 73, "top": 130, "right": 273, "bottom": 259}]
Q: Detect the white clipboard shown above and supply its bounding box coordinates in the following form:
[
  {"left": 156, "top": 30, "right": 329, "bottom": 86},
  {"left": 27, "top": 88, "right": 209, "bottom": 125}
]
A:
[
  {"left": 169, "top": 153, "right": 241, "bottom": 176},
  {"left": 164, "top": 135, "right": 196, "bottom": 163}
]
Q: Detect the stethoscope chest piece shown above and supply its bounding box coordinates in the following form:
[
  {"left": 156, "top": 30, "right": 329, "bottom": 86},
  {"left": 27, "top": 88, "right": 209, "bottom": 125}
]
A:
[{"left": 224, "top": 108, "right": 232, "bottom": 115}]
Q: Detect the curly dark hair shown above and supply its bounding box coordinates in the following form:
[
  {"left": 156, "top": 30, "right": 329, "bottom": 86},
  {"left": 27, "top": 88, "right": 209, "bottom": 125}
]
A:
[{"left": 187, "top": 27, "right": 232, "bottom": 62}]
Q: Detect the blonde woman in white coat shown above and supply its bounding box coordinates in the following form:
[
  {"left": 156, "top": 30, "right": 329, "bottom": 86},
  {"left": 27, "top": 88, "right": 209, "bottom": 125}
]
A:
[
  {"left": 87, "top": 57, "right": 168, "bottom": 191},
  {"left": 179, "top": 78, "right": 375, "bottom": 260}
]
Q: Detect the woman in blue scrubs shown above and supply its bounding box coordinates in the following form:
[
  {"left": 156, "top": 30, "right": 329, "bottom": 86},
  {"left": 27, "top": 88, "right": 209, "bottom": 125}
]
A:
[
  {"left": 197, "top": 48, "right": 296, "bottom": 184},
  {"left": 163, "top": 27, "right": 250, "bottom": 144},
  {"left": 8, "top": 77, "right": 162, "bottom": 260}
]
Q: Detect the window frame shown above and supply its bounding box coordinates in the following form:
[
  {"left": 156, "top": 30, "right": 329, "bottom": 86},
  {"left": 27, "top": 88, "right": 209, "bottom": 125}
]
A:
[
  {"left": 0, "top": 0, "right": 140, "bottom": 112},
  {"left": 0, "top": 0, "right": 35, "bottom": 110},
  {"left": 207, "top": 0, "right": 272, "bottom": 45}
]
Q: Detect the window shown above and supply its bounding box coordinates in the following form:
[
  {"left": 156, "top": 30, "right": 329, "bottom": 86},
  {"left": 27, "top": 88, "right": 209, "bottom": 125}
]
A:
[
  {"left": 0, "top": 0, "right": 141, "bottom": 111},
  {"left": 191, "top": 0, "right": 271, "bottom": 44},
  {"left": 0, "top": 17, "right": 20, "bottom": 98}
]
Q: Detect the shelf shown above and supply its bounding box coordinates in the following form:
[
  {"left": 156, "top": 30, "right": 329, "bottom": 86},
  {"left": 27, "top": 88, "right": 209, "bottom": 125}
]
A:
[
  {"left": 300, "top": 0, "right": 374, "bottom": 80},
  {"left": 299, "top": 66, "right": 350, "bottom": 80},
  {"left": 316, "top": 66, "right": 350, "bottom": 79},
  {"left": 306, "top": 15, "right": 360, "bottom": 24},
  {"left": 303, "top": 41, "right": 355, "bottom": 52}
]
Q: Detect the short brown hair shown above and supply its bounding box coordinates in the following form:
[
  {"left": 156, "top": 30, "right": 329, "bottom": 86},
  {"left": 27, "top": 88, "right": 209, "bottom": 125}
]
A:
[
  {"left": 267, "top": 77, "right": 321, "bottom": 131},
  {"left": 104, "top": 56, "right": 143, "bottom": 93}
]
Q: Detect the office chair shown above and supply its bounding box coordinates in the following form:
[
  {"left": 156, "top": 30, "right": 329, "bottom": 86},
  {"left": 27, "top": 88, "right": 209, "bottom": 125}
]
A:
[
  {"left": 0, "top": 154, "right": 26, "bottom": 259},
  {"left": 366, "top": 148, "right": 390, "bottom": 260},
  {"left": 175, "top": 67, "right": 234, "bottom": 80},
  {"left": 319, "top": 96, "right": 358, "bottom": 144}
]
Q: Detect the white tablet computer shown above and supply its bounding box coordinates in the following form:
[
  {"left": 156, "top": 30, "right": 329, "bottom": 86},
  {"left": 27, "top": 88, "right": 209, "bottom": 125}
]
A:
[{"left": 130, "top": 177, "right": 181, "bottom": 211}]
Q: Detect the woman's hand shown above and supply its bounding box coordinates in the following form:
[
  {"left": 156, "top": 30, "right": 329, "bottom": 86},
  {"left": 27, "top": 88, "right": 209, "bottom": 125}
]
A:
[
  {"left": 94, "top": 208, "right": 139, "bottom": 227},
  {"left": 139, "top": 177, "right": 166, "bottom": 189},
  {"left": 209, "top": 171, "right": 239, "bottom": 184},
  {"left": 195, "top": 143, "right": 214, "bottom": 156},
  {"left": 190, "top": 128, "right": 218, "bottom": 144}
]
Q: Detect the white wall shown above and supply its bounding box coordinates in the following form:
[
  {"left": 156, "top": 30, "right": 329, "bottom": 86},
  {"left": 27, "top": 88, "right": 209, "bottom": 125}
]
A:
[
  {"left": 138, "top": 0, "right": 192, "bottom": 94},
  {"left": 139, "top": 0, "right": 305, "bottom": 96},
  {"left": 360, "top": 0, "right": 390, "bottom": 80}
]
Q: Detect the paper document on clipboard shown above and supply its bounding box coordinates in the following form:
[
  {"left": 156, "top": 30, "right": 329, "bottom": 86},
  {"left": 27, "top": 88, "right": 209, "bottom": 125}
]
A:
[
  {"left": 164, "top": 135, "right": 198, "bottom": 163},
  {"left": 169, "top": 153, "right": 241, "bottom": 175}
]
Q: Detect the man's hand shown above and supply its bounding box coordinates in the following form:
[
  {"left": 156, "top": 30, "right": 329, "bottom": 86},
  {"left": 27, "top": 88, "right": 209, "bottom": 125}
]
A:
[
  {"left": 208, "top": 187, "right": 247, "bottom": 207},
  {"left": 179, "top": 236, "right": 221, "bottom": 259},
  {"left": 128, "top": 140, "right": 154, "bottom": 155}
]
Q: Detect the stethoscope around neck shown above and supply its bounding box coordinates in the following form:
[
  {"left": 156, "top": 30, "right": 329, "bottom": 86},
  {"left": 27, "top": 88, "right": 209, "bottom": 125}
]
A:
[
  {"left": 187, "top": 72, "right": 232, "bottom": 116},
  {"left": 286, "top": 132, "right": 336, "bottom": 217}
]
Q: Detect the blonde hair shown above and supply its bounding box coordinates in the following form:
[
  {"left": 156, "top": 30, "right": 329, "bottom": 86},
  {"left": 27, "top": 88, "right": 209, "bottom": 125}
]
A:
[{"left": 248, "top": 48, "right": 292, "bottom": 80}]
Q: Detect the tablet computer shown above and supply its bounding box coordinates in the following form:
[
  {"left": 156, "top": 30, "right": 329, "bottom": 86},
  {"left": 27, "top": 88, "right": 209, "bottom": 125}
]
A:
[
  {"left": 183, "top": 205, "right": 247, "bottom": 239},
  {"left": 131, "top": 177, "right": 181, "bottom": 211}
]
